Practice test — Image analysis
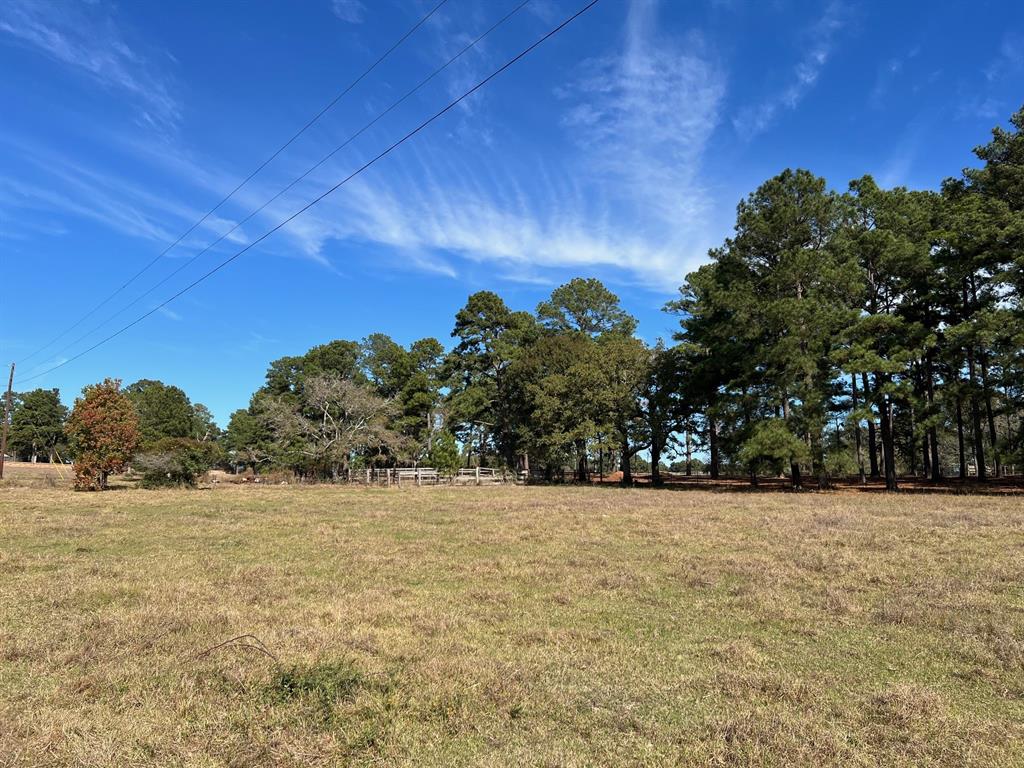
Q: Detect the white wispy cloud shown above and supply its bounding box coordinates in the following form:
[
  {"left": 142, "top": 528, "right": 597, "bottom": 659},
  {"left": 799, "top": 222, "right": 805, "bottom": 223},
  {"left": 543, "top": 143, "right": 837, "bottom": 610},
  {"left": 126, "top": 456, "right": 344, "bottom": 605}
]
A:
[
  {"left": 984, "top": 32, "right": 1023, "bottom": 82},
  {"left": 239, "top": 332, "right": 280, "bottom": 354},
  {"left": 869, "top": 45, "right": 920, "bottom": 108},
  {"left": 26, "top": 356, "right": 69, "bottom": 377},
  {"left": 956, "top": 95, "right": 1003, "bottom": 122},
  {"left": 415, "top": 0, "right": 514, "bottom": 138},
  {"left": 0, "top": 135, "right": 251, "bottom": 249},
  {"left": 0, "top": 0, "right": 181, "bottom": 130},
  {"left": 876, "top": 115, "right": 927, "bottom": 188},
  {"left": 563, "top": 0, "right": 723, "bottom": 234},
  {"left": 733, "top": 1, "right": 846, "bottom": 138},
  {"left": 254, "top": 0, "right": 725, "bottom": 289},
  {"left": 331, "top": 0, "right": 366, "bottom": 24},
  {"left": 0, "top": 174, "right": 178, "bottom": 243},
  {"left": 7, "top": 0, "right": 723, "bottom": 293},
  {"left": 950, "top": 32, "right": 1022, "bottom": 123}
]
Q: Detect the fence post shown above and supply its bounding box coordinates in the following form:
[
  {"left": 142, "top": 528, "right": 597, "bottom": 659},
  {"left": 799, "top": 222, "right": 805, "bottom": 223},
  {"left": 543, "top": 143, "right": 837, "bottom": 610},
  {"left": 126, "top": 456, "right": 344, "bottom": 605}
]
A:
[
  {"left": 416, "top": 468, "right": 421, "bottom": 487},
  {"left": 475, "top": 466, "right": 481, "bottom": 486}
]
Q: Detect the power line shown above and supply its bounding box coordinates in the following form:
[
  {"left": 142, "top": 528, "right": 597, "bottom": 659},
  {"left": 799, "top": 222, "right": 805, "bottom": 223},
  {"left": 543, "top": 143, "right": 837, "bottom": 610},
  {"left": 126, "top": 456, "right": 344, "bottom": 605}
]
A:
[
  {"left": 34, "top": 0, "right": 533, "bottom": 369},
  {"left": 16, "top": 0, "right": 451, "bottom": 367},
  {"left": 17, "top": 0, "right": 603, "bottom": 387}
]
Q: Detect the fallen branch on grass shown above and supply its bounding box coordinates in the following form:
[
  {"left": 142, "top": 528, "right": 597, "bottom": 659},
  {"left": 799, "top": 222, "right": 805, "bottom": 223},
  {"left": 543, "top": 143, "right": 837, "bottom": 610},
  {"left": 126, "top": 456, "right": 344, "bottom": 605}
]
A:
[{"left": 193, "top": 634, "right": 279, "bottom": 664}]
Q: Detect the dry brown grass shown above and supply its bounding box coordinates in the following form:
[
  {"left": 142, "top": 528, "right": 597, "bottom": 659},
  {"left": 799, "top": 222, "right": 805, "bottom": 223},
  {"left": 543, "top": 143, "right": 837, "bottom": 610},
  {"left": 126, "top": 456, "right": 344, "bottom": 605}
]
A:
[
  {"left": 0, "top": 461, "right": 73, "bottom": 489},
  {"left": 1, "top": 484, "right": 1023, "bottom": 766}
]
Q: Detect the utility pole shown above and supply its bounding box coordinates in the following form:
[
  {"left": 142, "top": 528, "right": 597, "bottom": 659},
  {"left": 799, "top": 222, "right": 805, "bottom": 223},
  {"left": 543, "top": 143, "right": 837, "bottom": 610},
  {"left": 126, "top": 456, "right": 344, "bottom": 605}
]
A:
[{"left": 0, "top": 363, "right": 14, "bottom": 481}]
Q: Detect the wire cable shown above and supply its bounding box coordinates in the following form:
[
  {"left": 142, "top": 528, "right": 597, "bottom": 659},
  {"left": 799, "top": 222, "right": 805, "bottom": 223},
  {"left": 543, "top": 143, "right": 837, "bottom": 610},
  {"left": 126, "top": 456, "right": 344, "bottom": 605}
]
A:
[
  {"left": 17, "top": 0, "right": 603, "bottom": 386},
  {"left": 35, "top": 0, "right": 533, "bottom": 369},
  {"left": 16, "top": 0, "right": 451, "bottom": 366}
]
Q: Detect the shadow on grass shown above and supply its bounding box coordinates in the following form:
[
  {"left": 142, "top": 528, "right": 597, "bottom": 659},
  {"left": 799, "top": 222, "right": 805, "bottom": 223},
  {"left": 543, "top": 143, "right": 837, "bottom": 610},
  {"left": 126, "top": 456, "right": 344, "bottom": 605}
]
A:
[{"left": 565, "top": 475, "right": 1024, "bottom": 496}]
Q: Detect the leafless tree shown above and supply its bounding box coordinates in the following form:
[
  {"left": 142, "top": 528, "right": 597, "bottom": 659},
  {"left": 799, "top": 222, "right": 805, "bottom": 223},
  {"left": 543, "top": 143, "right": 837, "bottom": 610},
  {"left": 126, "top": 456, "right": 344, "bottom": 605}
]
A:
[{"left": 267, "top": 375, "right": 410, "bottom": 480}]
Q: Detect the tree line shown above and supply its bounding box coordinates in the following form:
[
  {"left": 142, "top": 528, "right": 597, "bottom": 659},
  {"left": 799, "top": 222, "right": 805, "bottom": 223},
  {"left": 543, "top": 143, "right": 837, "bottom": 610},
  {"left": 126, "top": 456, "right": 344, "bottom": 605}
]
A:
[
  {"left": 7, "top": 379, "right": 219, "bottom": 489},
  {"left": 7, "top": 106, "right": 1022, "bottom": 491},
  {"left": 669, "top": 108, "right": 1024, "bottom": 490}
]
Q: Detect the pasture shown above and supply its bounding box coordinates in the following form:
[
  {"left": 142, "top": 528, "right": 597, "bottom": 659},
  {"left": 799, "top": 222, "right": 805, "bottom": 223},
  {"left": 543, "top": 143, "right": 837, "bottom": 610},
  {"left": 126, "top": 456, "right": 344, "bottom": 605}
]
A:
[{"left": 1, "top": 484, "right": 1023, "bottom": 766}]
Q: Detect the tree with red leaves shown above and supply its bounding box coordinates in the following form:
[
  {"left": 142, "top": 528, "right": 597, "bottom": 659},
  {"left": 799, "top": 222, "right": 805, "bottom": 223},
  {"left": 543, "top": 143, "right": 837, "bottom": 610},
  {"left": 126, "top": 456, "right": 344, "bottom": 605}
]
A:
[{"left": 65, "top": 378, "right": 140, "bottom": 490}]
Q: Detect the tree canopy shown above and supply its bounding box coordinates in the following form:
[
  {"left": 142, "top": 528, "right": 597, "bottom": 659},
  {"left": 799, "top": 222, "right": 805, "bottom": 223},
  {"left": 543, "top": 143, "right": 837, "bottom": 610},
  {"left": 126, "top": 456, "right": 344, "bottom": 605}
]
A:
[
  {"left": 9, "top": 388, "right": 68, "bottom": 463},
  {"left": 59, "top": 104, "right": 1024, "bottom": 492},
  {"left": 65, "top": 379, "right": 140, "bottom": 490}
]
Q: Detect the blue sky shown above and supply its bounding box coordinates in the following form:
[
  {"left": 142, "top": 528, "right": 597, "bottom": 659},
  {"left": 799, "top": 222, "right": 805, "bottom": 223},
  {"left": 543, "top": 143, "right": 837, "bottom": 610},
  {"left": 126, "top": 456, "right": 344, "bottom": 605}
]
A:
[{"left": 1, "top": 0, "right": 1022, "bottom": 424}]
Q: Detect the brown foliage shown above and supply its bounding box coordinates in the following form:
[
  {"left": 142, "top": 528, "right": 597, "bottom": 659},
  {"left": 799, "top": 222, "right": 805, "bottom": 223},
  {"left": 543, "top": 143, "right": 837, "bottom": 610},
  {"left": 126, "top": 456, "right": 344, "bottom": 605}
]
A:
[{"left": 64, "top": 378, "right": 140, "bottom": 490}]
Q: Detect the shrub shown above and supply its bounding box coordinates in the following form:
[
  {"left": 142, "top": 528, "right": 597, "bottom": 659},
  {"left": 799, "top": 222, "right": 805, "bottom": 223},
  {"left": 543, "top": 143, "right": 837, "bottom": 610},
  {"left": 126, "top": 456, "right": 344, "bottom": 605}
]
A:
[
  {"left": 426, "top": 431, "right": 461, "bottom": 475},
  {"left": 739, "top": 419, "right": 810, "bottom": 480},
  {"left": 135, "top": 438, "right": 219, "bottom": 488}
]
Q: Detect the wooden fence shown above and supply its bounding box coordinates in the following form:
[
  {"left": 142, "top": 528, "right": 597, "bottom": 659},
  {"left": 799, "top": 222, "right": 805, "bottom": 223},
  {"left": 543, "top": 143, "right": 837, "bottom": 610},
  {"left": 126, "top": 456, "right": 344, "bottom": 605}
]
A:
[
  {"left": 454, "top": 467, "right": 506, "bottom": 485},
  {"left": 354, "top": 466, "right": 511, "bottom": 487}
]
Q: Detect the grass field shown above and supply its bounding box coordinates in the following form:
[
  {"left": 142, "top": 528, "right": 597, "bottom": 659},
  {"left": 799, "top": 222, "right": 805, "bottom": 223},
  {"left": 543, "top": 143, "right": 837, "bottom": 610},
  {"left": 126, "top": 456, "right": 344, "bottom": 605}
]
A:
[
  {"left": 1, "top": 484, "right": 1023, "bottom": 766},
  {"left": 0, "top": 461, "right": 73, "bottom": 488}
]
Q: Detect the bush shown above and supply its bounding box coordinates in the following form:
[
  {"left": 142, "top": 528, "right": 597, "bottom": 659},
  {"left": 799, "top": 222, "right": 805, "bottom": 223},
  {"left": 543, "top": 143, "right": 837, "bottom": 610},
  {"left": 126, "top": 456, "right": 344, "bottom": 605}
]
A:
[
  {"left": 135, "top": 438, "right": 219, "bottom": 488},
  {"left": 426, "top": 431, "right": 461, "bottom": 476},
  {"left": 739, "top": 419, "right": 810, "bottom": 479},
  {"left": 824, "top": 448, "right": 859, "bottom": 478}
]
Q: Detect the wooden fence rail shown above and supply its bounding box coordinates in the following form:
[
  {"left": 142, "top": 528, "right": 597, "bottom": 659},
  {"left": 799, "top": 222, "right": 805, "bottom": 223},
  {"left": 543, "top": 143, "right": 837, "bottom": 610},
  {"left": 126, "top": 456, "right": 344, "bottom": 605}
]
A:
[{"left": 353, "top": 467, "right": 511, "bottom": 487}]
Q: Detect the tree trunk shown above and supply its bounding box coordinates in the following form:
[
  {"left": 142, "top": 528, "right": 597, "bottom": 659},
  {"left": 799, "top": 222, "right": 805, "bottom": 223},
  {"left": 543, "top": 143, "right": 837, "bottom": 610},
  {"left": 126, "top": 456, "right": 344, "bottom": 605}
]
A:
[
  {"left": 575, "top": 439, "right": 588, "bottom": 483},
  {"left": 708, "top": 415, "right": 719, "bottom": 480},
  {"left": 925, "top": 352, "right": 941, "bottom": 481},
  {"left": 981, "top": 357, "right": 1001, "bottom": 477},
  {"left": 781, "top": 397, "right": 801, "bottom": 488},
  {"left": 962, "top": 280, "right": 986, "bottom": 481},
  {"left": 967, "top": 349, "right": 987, "bottom": 480},
  {"left": 971, "top": 276, "right": 1001, "bottom": 478},
  {"left": 956, "top": 395, "right": 967, "bottom": 479},
  {"left": 879, "top": 391, "right": 898, "bottom": 492},
  {"left": 863, "top": 373, "right": 879, "bottom": 479},
  {"left": 1004, "top": 410, "right": 1015, "bottom": 473},
  {"left": 851, "top": 374, "right": 865, "bottom": 484},
  {"left": 812, "top": 430, "right": 827, "bottom": 490},
  {"left": 685, "top": 429, "right": 693, "bottom": 476},
  {"left": 619, "top": 438, "right": 632, "bottom": 485},
  {"left": 651, "top": 439, "right": 662, "bottom": 486},
  {"left": 868, "top": 415, "right": 876, "bottom": 481},
  {"left": 908, "top": 404, "right": 918, "bottom": 477}
]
